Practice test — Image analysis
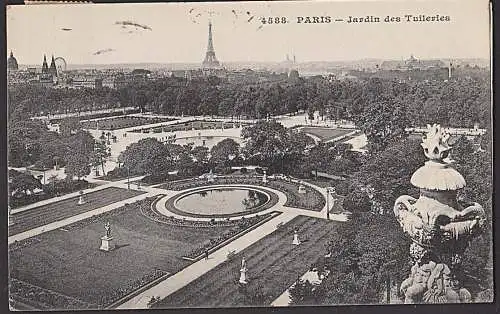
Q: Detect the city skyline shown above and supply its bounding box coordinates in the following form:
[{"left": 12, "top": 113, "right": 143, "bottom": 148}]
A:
[{"left": 7, "top": 1, "right": 491, "bottom": 65}]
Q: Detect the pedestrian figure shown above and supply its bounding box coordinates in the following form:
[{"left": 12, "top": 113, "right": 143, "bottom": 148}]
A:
[
  {"left": 327, "top": 210, "right": 330, "bottom": 220},
  {"left": 205, "top": 249, "right": 209, "bottom": 260}
]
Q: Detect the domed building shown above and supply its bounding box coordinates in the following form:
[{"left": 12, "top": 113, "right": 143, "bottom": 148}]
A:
[{"left": 7, "top": 51, "right": 19, "bottom": 72}]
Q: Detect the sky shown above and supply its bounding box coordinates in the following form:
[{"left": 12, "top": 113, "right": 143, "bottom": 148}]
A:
[{"left": 7, "top": 0, "right": 491, "bottom": 65}]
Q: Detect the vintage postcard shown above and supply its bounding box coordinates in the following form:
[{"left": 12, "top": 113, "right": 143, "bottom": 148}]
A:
[{"left": 6, "top": 0, "right": 492, "bottom": 310}]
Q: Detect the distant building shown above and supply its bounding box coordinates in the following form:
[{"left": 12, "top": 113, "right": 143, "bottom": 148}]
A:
[
  {"left": 38, "top": 54, "right": 56, "bottom": 86},
  {"left": 7, "top": 51, "right": 19, "bottom": 72},
  {"left": 48, "top": 55, "right": 58, "bottom": 77},
  {"left": 288, "top": 69, "right": 300, "bottom": 81},
  {"left": 380, "top": 55, "right": 446, "bottom": 71},
  {"left": 41, "top": 55, "right": 49, "bottom": 74},
  {"left": 68, "top": 76, "right": 103, "bottom": 89}
]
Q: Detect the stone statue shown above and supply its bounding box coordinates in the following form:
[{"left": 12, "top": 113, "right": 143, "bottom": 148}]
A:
[
  {"left": 394, "top": 124, "right": 485, "bottom": 304},
  {"left": 104, "top": 222, "right": 111, "bottom": 238}
]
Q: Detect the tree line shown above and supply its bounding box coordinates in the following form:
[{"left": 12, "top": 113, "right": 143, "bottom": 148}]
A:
[{"left": 8, "top": 71, "right": 490, "bottom": 130}]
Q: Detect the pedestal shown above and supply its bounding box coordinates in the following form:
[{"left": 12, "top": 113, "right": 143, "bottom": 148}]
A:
[
  {"left": 100, "top": 236, "right": 115, "bottom": 252},
  {"left": 77, "top": 196, "right": 86, "bottom": 205},
  {"left": 298, "top": 185, "right": 306, "bottom": 194},
  {"left": 239, "top": 267, "right": 248, "bottom": 284},
  {"left": 292, "top": 232, "right": 301, "bottom": 245}
]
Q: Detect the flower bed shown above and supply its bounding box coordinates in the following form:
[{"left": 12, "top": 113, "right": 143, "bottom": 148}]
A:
[
  {"left": 99, "top": 269, "right": 169, "bottom": 308},
  {"left": 158, "top": 175, "right": 262, "bottom": 191},
  {"left": 182, "top": 212, "right": 280, "bottom": 261},
  {"left": 80, "top": 116, "right": 176, "bottom": 130}
]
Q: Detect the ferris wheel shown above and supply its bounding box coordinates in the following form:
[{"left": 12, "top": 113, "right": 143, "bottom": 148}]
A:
[{"left": 54, "top": 57, "right": 67, "bottom": 75}]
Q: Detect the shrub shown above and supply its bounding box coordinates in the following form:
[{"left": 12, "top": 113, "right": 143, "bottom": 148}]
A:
[{"left": 334, "top": 180, "right": 349, "bottom": 196}]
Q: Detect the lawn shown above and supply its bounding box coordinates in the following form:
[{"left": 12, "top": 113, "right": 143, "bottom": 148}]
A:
[
  {"left": 9, "top": 187, "right": 145, "bottom": 236},
  {"left": 131, "top": 120, "right": 251, "bottom": 133},
  {"left": 49, "top": 109, "right": 141, "bottom": 124},
  {"left": 303, "top": 177, "right": 336, "bottom": 188},
  {"left": 9, "top": 197, "right": 234, "bottom": 309},
  {"left": 154, "top": 215, "right": 341, "bottom": 308},
  {"left": 301, "top": 127, "right": 353, "bottom": 142},
  {"left": 267, "top": 180, "right": 325, "bottom": 211},
  {"left": 81, "top": 116, "right": 175, "bottom": 130}
]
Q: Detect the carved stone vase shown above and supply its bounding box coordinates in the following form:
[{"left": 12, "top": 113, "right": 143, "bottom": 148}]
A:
[{"left": 394, "top": 124, "right": 485, "bottom": 304}]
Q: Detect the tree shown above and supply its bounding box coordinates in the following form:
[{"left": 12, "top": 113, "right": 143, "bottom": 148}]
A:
[
  {"left": 355, "top": 99, "right": 409, "bottom": 153},
  {"left": 176, "top": 152, "right": 197, "bottom": 177},
  {"left": 191, "top": 145, "right": 209, "bottom": 163},
  {"left": 9, "top": 170, "right": 42, "bottom": 197},
  {"left": 91, "top": 140, "right": 111, "bottom": 176},
  {"left": 64, "top": 131, "right": 95, "bottom": 180},
  {"left": 118, "top": 138, "right": 176, "bottom": 176},
  {"left": 348, "top": 138, "right": 425, "bottom": 211},
  {"left": 241, "top": 121, "right": 310, "bottom": 173},
  {"left": 59, "top": 116, "right": 81, "bottom": 137},
  {"left": 65, "top": 152, "right": 91, "bottom": 180},
  {"left": 210, "top": 138, "right": 240, "bottom": 168},
  {"left": 306, "top": 143, "right": 330, "bottom": 178}
]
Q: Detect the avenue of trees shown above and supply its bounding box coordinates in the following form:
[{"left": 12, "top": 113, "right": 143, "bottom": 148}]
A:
[{"left": 9, "top": 71, "right": 490, "bottom": 131}]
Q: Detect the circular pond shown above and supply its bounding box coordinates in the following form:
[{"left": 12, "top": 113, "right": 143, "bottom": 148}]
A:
[{"left": 174, "top": 188, "right": 270, "bottom": 217}]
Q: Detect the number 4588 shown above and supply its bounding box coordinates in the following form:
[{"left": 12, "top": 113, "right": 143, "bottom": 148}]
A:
[{"left": 261, "top": 17, "right": 288, "bottom": 24}]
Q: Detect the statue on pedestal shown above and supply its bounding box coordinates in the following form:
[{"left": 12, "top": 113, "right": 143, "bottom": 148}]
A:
[
  {"left": 239, "top": 257, "right": 248, "bottom": 284},
  {"left": 298, "top": 184, "right": 306, "bottom": 194},
  {"left": 207, "top": 169, "right": 215, "bottom": 183},
  {"left": 77, "top": 191, "right": 86, "bottom": 205},
  {"left": 100, "top": 221, "right": 115, "bottom": 252},
  {"left": 292, "top": 230, "right": 301, "bottom": 245},
  {"left": 394, "top": 124, "right": 485, "bottom": 304}
]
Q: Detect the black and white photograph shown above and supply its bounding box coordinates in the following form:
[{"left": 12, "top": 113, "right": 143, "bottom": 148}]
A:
[{"left": 5, "top": 0, "right": 493, "bottom": 310}]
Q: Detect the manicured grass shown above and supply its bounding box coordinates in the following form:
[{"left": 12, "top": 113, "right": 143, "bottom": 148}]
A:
[
  {"left": 9, "top": 198, "right": 233, "bottom": 309},
  {"left": 131, "top": 120, "right": 251, "bottom": 133},
  {"left": 268, "top": 180, "right": 325, "bottom": 211},
  {"left": 154, "top": 215, "right": 341, "bottom": 308},
  {"left": 9, "top": 187, "right": 145, "bottom": 236},
  {"left": 303, "top": 177, "right": 336, "bottom": 188},
  {"left": 301, "top": 127, "right": 352, "bottom": 142},
  {"left": 49, "top": 109, "right": 140, "bottom": 124},
  {"left": 81, "top": 116, "right": 175, "bottom": 130}
]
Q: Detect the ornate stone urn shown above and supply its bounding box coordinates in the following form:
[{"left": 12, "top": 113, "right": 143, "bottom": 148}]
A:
[{"left": 394, "top": 124, "right": 485, "bottom": 303}]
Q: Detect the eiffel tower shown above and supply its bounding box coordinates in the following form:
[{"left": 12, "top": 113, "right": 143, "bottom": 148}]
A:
[{"left": 202, "top": 21, "right": 220, "bottom": 68}]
